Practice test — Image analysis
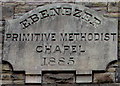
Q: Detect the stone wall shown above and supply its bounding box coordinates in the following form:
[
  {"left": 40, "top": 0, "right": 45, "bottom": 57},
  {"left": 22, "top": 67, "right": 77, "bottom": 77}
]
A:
[
  {"left": 0, "top": 1, "right": 120, "bottom": 85},
  {"left": 1, "top": 1, "right": 120, "bottom": 19},
  {"left": 2, "top": 83, "right": 120, "bottom": 86}
]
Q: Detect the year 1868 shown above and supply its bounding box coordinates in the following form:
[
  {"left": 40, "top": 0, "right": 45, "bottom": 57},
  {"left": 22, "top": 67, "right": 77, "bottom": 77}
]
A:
[{"left": 41, "top": 57, "right": 75, "bottom": 66}]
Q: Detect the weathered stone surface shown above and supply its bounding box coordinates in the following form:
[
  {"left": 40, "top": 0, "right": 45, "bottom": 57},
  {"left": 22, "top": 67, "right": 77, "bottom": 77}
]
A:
[
  {"left": 25, "top": 74, "right": 41, "bottom": 84},
  {"left": 2, "top": 6, "right": 14, "bottom": 19},
  {"left": 76, "top": 74, "right": 92, "bottom": 83},
  {"left": 93, "top": 73, "right": 115, "bottom": 83},
  {"left": 84, "top": 2, "right": 107, "bottom": 7},
  {"left": 0, "top": 33, "right": 2, "bottom": 43},
  {"left": 2, "top": 64, "right": 12, "bottom": 71},
  {"left": 0, "top": 27, "right": 3, "bottom": 32},
  {"left": 0, "top": 21, "right": 5, "bottom": 26},
  {"left": 43, "top": 72, "right": 75, "bottom": 84},
  {"left": 2, "top": 2, "right": 118, "bottom": 84},
  {"left": 0, "top": 6, "right": 2, "bottom": 20},
  {"left": 116, "top": 68, "right": 120, "bottom": 83},
  {"left": 1, "top": 83, "right": 120, "bottom": 86},
  {"left": 107, "top": 2, "right": 119, "bottom": 13},
  {"left": 3, "top": 3, "right": 117, "bottom": 72},
  {"left": 15, "top": 5, "right": 36, "bottom": 14},
  {"left": 104, "top": 13, "right": 119, "bottom": 18}
]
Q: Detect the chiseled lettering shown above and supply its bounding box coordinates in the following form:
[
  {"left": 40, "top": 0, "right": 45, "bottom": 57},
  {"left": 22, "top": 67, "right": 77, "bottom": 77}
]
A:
[
  {"left": 69, "top": 33, "right": 74, "bottom": 41},
  {"left": 48, "top": 57, "right": 56, "bottom": 66},
  {"left": 6, "top": 33, "right": 11, "bottom": 41},
  {"left": 28, "top": 14, "right": 39, "bottom": 24},
  {"left": 62, "top": 7, "right": 72, "bottom": 16},
  {"left": 104, "top": 33, "right": 110, "bottom": 41},
  {"left": 111, "top": 33, "right": 117, "bottom": 41},
  {"left": 51, "top": 33, "right": 56, "bottom": 41},
  {"left": 60, "top": 33, "right": 67, "bottom": 41},
  {"left": 71, "top": 45, "right": 77, "bottom": 53},
  {"left": 45, "top": 45, "right": 52, "bottom": 54},
  {"left": 36, "top": 46, "right": 43, "bottom": 53},
  {"left": 39, "top": 9, "right": 49, "bottom": 19},
  {"left": 20, "top": 6, "right": 102, "bottom": 29},
  {"left": 58, "top": 57, "right": 65, "bottom": 65},
  {"left": 81, "top": 33, "right": 86, "bottom": 41},
  {"left": 94, "top": 33, "right": 100, "bottom": 41},
  {"left": 20, "top": 19, "right": 31, "bottom": 29},
  {"left": 49, "top": 7, "right": 61, "bottom": 16},
  {"left": 73, "top": 8, "right": 82, "bottom": 18},
  {"left": 91, "top": 17, "right": 101, "bottom": 27},
  {"left": 12, "top": 33, "right": 18, "bottom": 41},
  {"left": 64, "top": 45, "right": 70, "bottom": 53},
  {"left": 53, "top": 45, "right": 62, "bottom": 53},
  {"left": 87, "top": 33, "right": 93, "bottom": 41},
  {"left": 83, "top": 11, "right": 92, "bottom": 22},
  {"left": 22, "top": 33, "right": 30, "bottom": 41}
]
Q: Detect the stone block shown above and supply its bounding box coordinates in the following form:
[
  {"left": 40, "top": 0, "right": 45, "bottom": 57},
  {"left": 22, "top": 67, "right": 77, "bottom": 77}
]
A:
[
  {"left": 25, "top": 74, "right": 41, "bottom": 84},
  {"left": 2, "top": 2, "right": 16, "bottom": 6},
  {"left": 14, "top": 13, "right": 24, "bottom": 19},
  {"left": 2, "top": 6, "right": 14, "bottom": 19},
  {"left": 1, "top": 80, "right": 13, "bottom": 84},
  {"left": 0, "top": 27, "right": 3, "bottom": 32},
  {"left": 93, "top": 73, "right": 115, "bottom": 83},
  {"left": 90, "top": 7, "right": 107, "bottom": 12},
  {"left": 83, "top": 2, "right": 107, "bottom": 7},
  {"left": 0, "top": 6, "right": 2, "bottom": 20},
  {"left": 13, "top": 80, "right": 25, "bottom": 84},
  {"left": 57, "top": 84, "right": 77, "bottom": 86},
  {"left": 15, "top": 5, "right": 36, "bottom": 14},
  {"left": 100, "top": 84, "right": 120, "bottom": 86},
  {"left": 76, "top": 75, "right": 92, "bottom": 83},
  {"left": 43, "top": 73, "right": 75, "bottom": 84},
  {"left": 2, "top": 2, "right": 118, "bottom": 85},
  {"left": 104, "top": 13, "right": 119, "bottom": 18},
  {"left": 115, "top": 68, "right": 120, "bottom": 83},
  {"left": 0, "top": 21, "right": 5, "bottom": 26},
  {"left": 12, "top": 73, "right": 25, "bottom": 80},
  {"left": 0, "top": 33, "right": 2, "bottom": 43},
  {"left": 2, "top": 63, "right": 12, "bottom": 71},
  {"left": 1, "top": 72, "right": 12, "bottom": 80},
  {"left": 42, "top": 83, "right": 56, "bottom": 86},
  {"left": 107, "top": 2, "right": 119, "bottom": 13},
  {"left": 0, "top": 43, "right": 2, "bottom": 50},
  {"left": 107, "top": 68, "right": 116, "bottom": 72}
]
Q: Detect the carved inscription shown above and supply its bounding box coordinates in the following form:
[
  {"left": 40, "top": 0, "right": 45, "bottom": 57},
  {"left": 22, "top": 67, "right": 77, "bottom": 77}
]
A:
[
  {"left": 20, "top": 6, "right": 101, "bottom": 29},
  {"left": 5, "top": 32, "right": 117, "bottom": 66},
  {"left": 4, "top": 3, "right": 117, "bottom": 72},
  {"left": 5, "top": 32, "right": 116, "bottom": 42}
]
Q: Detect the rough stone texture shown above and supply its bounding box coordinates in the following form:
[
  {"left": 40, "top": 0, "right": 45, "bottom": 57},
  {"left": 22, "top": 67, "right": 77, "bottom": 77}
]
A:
[
  {"left": 25, "top": 74, "right": 41, "bottom": 84},
  {"left": 107, "top": 2, "right": 119, "bottom": 13},
  {"left": 93, "top": 73, "right": 115, "bottom": 83},
  {"left": 1, "top": 61, "right": 25, "bottom": 85},
  {"left": 42, "top": 72, "right": 75, "bottom": 84},
  {"left": 3, "top": 3, "right": 117, "bottom": 76},
  {"left": 0, "top": 2, "right": 119, "bottom": 19},
  {"left": 116, "top": 68, "right": 120, "bottom": 82},
  {"left": 0, "top": 1, "right": 119, "bottom": 85},
  {"left": 2, "top": 6, "right": 14, "bottom": 19},
  {"left": 76, "top": 74, "right": 92, "bottom": 83},
  {"left": 1, "top": 83, "right": 120, "bottom": 86}
]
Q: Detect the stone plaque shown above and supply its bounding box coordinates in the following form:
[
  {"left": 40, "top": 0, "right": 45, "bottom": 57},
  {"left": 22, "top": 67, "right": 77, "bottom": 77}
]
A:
[{"left": 3, "top": 3, "right": 118, "bottom": 83}]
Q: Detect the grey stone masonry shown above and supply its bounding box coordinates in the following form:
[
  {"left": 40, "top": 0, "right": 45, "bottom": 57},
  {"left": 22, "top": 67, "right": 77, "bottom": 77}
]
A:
[{"left": 0, "top": 1, "right": 120, "bottom": 85}]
